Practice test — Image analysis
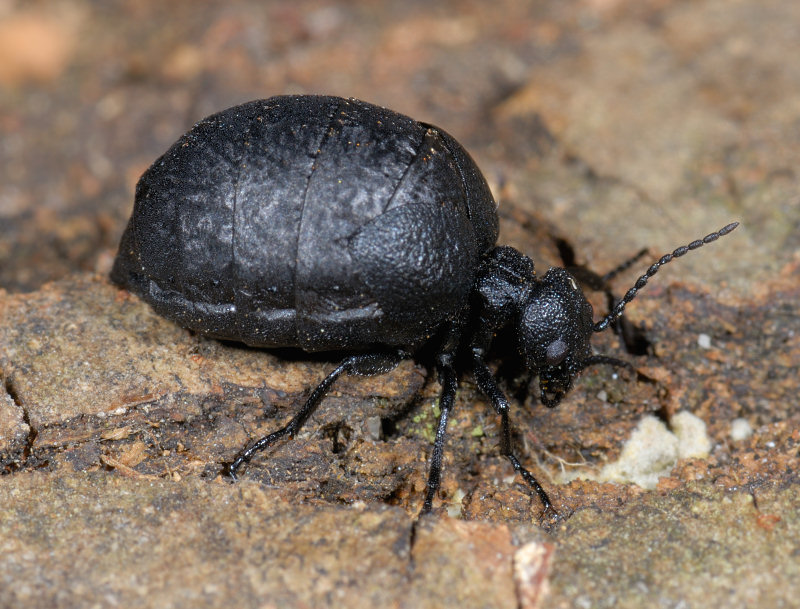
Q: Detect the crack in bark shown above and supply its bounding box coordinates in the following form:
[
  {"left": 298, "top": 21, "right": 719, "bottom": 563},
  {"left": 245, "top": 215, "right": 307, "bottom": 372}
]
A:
[{"left": 3, "top": 374, "right": 37, "bottom": 465}]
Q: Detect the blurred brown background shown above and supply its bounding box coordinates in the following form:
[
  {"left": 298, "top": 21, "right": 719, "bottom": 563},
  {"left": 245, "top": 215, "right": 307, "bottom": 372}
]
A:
[
  {"left": 1, "top": 1, "right": 798, "bottom": 608},
  {"left": 3, "top": 0, "right": 796, "bottom": 291}
]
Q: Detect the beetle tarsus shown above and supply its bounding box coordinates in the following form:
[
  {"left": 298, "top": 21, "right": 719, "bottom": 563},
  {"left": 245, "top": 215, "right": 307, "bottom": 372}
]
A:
[
  {"left": 228, "top": 423, "right": 295, "bottom": 480},
  {"left": 506, "top": 454, "right": 556, "bottom": 516}
]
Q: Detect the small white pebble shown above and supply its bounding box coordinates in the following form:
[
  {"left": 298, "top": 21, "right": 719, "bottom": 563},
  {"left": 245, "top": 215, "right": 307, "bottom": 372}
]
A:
[
  {"left": 672, "top": 411, "right": 712, "bottom": 459},
  {"left": 730, "top": 418, "right": 753, "bottom": 441},
  {"left": 364, "top": 416, "right": 382, "bottom": 441},
  {"left": 446, "top": 488, "right": 466, "bottom": 518},
  {"left": 597, "top": 415, "right": 679, "bottom": 489},
  {"left": 697, "top": 333, "right": 712, "bottom": 349}
]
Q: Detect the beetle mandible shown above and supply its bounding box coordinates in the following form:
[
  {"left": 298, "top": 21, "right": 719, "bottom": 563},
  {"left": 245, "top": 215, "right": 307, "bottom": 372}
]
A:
[{"left": 111, "top": 95, "right": 738, "bottom": 515}]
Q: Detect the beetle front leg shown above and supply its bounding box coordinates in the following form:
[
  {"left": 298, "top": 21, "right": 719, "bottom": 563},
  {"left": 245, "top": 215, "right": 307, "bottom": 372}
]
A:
[{"left": 472, "top": 355, "right": 556, "bottom": 516}]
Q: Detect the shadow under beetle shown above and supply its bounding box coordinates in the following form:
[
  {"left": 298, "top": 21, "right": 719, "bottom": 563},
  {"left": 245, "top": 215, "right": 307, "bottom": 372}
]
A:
[{"left": 111, "top": 95, "right": 738, "bottom": 516}]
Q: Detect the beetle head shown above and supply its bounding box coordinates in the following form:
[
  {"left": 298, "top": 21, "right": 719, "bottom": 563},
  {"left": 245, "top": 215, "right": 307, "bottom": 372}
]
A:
[
  {"left": 518, "top": 221, "right": 740, "bottom": 407},
  {"left": 519, "top": 267, "right": 595, "bottom": 407}
]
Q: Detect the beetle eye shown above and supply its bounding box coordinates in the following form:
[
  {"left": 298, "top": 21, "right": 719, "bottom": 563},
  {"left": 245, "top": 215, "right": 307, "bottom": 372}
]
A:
[{"left": 545, "top": 339, "right": 568, "bottom": 366}]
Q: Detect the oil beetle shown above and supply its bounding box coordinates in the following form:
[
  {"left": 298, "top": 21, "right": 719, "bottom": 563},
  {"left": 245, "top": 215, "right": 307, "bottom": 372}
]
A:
[{"left": 111, "top": 95, "right": 738, "bottom": 515}]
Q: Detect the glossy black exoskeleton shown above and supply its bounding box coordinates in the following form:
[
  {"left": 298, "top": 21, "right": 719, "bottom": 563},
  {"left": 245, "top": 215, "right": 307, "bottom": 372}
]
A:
[{"left": 111, "top": 95, "right": 738, "bottom": 515}]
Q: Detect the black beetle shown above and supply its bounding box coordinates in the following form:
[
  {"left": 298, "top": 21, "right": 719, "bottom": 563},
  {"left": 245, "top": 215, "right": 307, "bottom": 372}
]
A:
[{"left": 111, "top": 95, "right": 738, "bottom": 515}]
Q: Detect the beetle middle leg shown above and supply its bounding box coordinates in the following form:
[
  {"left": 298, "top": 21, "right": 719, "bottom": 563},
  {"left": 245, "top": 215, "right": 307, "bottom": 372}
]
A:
[
  {"left": 472, "top": 356, "right": 556, "bottom": 516},
  {"left": 421, "top": 352, "right": 458, "bottom": 514},
  {"left": 228, "top": 350, "right": 403, "bottom": 480}
]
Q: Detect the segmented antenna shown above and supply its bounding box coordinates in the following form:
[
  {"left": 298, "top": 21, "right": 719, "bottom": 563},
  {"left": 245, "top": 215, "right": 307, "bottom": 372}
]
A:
[{"left": 593, "top": 222, "right": 739, "bottom": 333}]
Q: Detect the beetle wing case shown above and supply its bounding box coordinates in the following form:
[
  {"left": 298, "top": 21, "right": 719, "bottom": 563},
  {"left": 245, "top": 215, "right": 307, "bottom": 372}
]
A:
[{"left": 111, "top": 95, "right": 499, "bottom": 352}]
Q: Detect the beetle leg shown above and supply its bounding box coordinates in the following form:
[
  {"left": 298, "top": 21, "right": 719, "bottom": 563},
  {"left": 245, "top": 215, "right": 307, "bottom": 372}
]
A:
[
  {"left": 228, "top": 350, "right": 402, "bottom": 480},
  {"left": 421, "top": 353, "right": 458, "bottom": 514},
  {"left": 472, "top": 356, "right": 556, "bottom": 516}
]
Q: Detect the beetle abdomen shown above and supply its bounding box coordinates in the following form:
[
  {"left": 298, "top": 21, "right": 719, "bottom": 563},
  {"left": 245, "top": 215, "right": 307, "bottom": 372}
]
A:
[{"left": 111, "top": 96, "right": 498, "bottom": 350}]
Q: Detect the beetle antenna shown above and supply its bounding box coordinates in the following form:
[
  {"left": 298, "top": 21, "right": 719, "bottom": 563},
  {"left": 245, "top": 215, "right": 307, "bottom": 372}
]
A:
[{"left": 593, "top": 222, "right": 739, "bottom": 332}]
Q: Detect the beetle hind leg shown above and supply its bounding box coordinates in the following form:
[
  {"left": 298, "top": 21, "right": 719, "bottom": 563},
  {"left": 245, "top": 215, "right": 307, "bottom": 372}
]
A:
[{"left": 227, "top": 350, "right": 403, "bottom": 480}]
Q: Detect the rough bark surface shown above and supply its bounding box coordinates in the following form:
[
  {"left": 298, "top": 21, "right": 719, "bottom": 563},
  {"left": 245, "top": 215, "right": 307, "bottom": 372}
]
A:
[{"left": 1, "top": 1, "right": 798, "bottom": 607}]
